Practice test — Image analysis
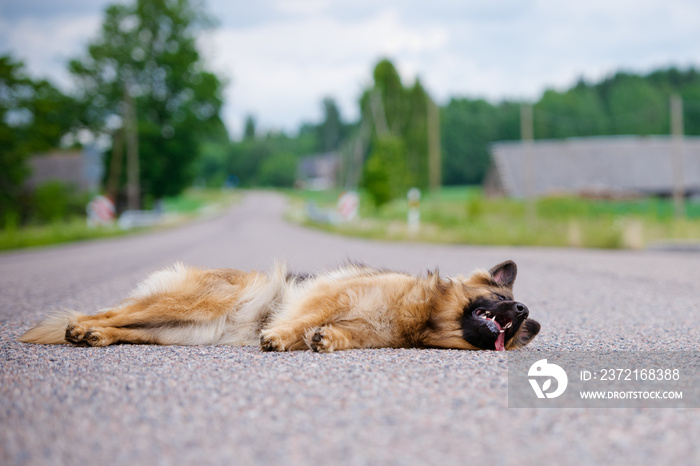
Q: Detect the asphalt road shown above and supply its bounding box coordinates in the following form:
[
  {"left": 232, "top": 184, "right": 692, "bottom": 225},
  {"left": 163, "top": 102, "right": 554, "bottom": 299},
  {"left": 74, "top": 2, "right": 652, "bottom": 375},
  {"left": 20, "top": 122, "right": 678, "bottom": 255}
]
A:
[{"left": 1, "top": 192, "right": 699, "bottom": 465}]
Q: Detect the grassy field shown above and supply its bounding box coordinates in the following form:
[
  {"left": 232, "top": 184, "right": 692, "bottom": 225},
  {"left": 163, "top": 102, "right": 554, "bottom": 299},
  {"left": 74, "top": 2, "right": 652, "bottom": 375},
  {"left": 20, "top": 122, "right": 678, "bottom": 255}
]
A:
[
  {"left": 5, "top": 187, "right": 698, "bottom": 251},
  {"left": 288, "top": 187, "right": 700, "bottom": 249},
  {"left": 0, "top": 188, "right": 239, "bottom": 251}
]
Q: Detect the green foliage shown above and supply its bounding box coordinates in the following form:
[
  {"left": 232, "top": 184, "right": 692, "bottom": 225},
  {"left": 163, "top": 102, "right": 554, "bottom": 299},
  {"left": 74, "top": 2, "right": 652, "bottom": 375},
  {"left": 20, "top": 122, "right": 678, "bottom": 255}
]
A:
[
  {"left": 441, "top": 99, "right": 520, "bottom": 185},
  {"left": 371, "top": 60, "right": 406, "bottom": 134},
  {"left": 227, "top": 140, "right": 272, "bottom": 187},
  {"left": 362, "top": 155, "right": 391, "bottom": 207},
  {"left": 193, "top": 129, "right": 317, "bottom": 189},
  {"left": 316, "top": 98, "right": 344, "bottom": 152},
  {"left": 441, "top": 67, "right": 700, "bottom": 186},
  {"left": 32, "top": 182, "right": 70, "bottom": 223},
  {"left": 293, "top": 97, "right": 354, "bottom": 154},
  {"left": 534, "top": 85, "right": 608, "bottom": 138},
  {"left": 404, "top": 79, "right": 430, "bottom": 188},
  {"left": 194, "top": 141, "right": 229, "bottom": 187},
  {"left": 0, "top": 55, "right": 77, "bottom": 222},
  {"left": 258, "top": 153, "right": 298, "bottom": 187},
  {"left": 31, "top": 181, "right": 90, "bottom": 224},
  {"left": 535, "top": 69, "right": 700, "bottom": 138},
  {"left": 362, "top": 136, "right": 407, "bottom": 207},
  {"left": 69, "top": 0, "right": 226, "bottom": 201},
  {"left": 243, "top": 115, "right": 257, "bottom": 140},
  {"left": 358, "top": 59, "right": 432, "bottom": 205}
]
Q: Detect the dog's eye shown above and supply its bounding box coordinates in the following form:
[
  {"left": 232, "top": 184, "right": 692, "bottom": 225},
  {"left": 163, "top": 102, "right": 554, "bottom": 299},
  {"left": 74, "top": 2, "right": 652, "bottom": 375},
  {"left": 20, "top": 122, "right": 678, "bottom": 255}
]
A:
[{"left": 496, "top": 294, "right": 506, "bottom": 301}]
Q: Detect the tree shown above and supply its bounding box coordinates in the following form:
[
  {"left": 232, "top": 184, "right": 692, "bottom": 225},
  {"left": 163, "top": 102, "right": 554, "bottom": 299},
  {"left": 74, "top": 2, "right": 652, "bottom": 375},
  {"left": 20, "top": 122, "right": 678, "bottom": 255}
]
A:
[
  {"left": 316, "top": 97, "right": 343, "bottom": 152},
  {"left": 404, "top": 79, "right": 429, "bottom": 189},
  {"left": 243, "top": 115, "right": 257, "bottom": 140},
  {"left": 605, "top": 74, "right": 666, "bottom": 135},
  {"left": 358, "top": 59, "right": 433, "bottom": 206},
  {"left": 534, "top": 83, "right": 608, "bottom": 139},
  {"left": 362, "top": 136, "right": 406, "bottom": 207},
  {"left": 258, "top": 152, "right": 297, "bottom": 187},
  {"left": 441, "top": 98, "right": 504, "bottom": 186},
  {"left": 69, "top": 0, "right": 226, "bottom": 204},
  {"left": 0, "top": 55, "right": 76, "bottom": 225},
  {"left": 440, "top": 66, "right": 700, "bottom": 187}
]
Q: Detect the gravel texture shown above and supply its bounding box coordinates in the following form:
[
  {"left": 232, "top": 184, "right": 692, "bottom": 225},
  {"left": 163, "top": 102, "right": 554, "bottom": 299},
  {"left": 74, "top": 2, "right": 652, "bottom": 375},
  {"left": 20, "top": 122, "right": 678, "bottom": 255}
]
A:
[{"left": 1, "top": 191, "right": 699, "bottom": 465}]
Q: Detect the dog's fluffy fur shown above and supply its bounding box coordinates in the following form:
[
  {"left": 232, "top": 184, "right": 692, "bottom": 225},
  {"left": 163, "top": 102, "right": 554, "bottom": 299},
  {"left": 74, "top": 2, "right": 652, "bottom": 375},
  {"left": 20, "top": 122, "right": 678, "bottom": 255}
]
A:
[{"left": 19, "top": 260, "right": 540, "bottom": 352}]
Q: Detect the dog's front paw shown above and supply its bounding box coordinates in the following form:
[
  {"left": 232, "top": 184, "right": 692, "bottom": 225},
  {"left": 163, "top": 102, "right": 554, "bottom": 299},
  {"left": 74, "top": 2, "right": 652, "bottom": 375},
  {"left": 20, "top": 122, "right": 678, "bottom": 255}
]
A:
[
  {"left": 259, "top": 330, "right": 285, "bottom": 352},
  {"left": 65, "top": 325, "right": 111, "bottom": 347},
  {"left": 305, "top": 326, "right": 338, "bottom": 353},
  {"left": 65, "top": 324, "right": 89, "bottom": 345},
  {"left": 81, "top": 329, "right": 110, "bottom": 347}
]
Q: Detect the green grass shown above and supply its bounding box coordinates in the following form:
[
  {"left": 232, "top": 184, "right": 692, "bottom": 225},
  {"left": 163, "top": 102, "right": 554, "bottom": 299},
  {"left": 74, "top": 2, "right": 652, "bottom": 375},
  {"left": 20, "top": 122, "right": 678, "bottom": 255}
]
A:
[
  {"left": 0, "top": 188, "right": 240, "bottom": 251},
  {"left": 288, "top": 187, "right": 700, "bottom": 249},
  {"left": 161, "top": 188, "right": 238, "bottom": 213},
  {"left": 0, "top": 218, "right": 127, "bottom": 251}
]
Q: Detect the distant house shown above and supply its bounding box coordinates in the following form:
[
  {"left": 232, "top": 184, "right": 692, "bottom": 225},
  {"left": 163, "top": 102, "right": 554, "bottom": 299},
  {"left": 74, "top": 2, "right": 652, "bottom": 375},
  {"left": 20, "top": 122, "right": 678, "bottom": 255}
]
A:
[
  {"left": 24, "top": 146, "right": 104, "bottom": 193},
  {"left": 485, "top": 136, "right": 700, "bottom": 198},
  {"left": 297, "top": 151, "right": 339, "bottom": 190}
]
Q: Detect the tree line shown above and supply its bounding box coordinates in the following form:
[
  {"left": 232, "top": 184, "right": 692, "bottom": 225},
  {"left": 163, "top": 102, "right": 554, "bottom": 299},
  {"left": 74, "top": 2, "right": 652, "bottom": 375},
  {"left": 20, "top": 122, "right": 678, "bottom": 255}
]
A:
[
  {"left": 3, "top": 0, "right": 700, "bottom": 226},
  {"left": 441, "top": 68, "right": 700, "bottom": 186}
]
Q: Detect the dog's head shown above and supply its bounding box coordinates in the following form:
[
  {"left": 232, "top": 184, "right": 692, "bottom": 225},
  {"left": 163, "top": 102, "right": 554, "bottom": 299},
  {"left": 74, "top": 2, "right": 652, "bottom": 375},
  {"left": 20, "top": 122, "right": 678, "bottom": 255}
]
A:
[
  {"left": 426, "top": 260, "right": 539, "bottom": 351},
  {"left": 459, "top": 260, "right": 539, "bottom": 351}
]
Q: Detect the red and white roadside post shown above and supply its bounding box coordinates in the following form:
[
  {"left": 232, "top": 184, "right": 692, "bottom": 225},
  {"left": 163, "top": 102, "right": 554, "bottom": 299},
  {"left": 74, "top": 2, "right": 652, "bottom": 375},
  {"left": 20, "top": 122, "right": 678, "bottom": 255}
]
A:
[{"left": 407, "top": 188, "right": 421, "bottom": 234}]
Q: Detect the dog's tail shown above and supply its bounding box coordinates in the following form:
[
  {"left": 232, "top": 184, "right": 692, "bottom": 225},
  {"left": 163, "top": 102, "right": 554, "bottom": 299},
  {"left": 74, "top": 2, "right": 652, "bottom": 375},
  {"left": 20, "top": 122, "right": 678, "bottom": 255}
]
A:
[
  {"left": 18, "top": 311, "right": 82, "bottom": 344},
  {"left": 226, "top": 262, "right": 289, "bottom": 342}
]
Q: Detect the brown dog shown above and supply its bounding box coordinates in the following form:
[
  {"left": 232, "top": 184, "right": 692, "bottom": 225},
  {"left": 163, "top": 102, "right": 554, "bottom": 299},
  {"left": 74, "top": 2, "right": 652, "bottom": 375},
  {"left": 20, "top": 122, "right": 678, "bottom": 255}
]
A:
[{"left": 19, "top": 260, "right": 539, "bottom": 351}]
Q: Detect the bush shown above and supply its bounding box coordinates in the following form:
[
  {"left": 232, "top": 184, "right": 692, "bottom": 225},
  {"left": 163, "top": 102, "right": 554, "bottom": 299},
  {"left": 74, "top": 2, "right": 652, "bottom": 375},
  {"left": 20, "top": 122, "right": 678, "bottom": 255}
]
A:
[
  {"left": 33, "top": 182, "right": 70, "bottom": 223},
  {"left": 362, "top": 137, "right": 407, "bottom": 207},
  {"left": 31, "top": 181, "right": 89, "bottom": 224},
  {"left": 258, "top": 152, "right": 298, "bottom": 188}
]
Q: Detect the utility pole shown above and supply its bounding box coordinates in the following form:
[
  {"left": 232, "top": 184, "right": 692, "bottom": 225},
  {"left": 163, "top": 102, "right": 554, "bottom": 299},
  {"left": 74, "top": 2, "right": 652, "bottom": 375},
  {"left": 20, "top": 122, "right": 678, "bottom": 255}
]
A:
[
  {"left": 520, "top": 103, "right": 535, "bottom": 223},
  {"left": 427, "top": 96, "right": 441, "bottom": 193},
  {"left": 124, "top": 82, "right": 140, "bottom": 210},
  {"left": 106, "top": 128, "right": 124, "bottom": 203},
  {"left": 346, "top": 118, "right": 371, "bottom": 190},
  {"left": 369, "top": 89, "right": 390, "bottom": 138},
  {"left": 670, "top": 94, "right": 685, "bottom": 218}
]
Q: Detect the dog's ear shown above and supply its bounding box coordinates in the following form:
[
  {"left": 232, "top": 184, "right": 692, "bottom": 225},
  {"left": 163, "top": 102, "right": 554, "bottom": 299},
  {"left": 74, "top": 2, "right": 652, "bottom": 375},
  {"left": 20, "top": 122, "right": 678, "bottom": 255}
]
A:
[
  {"left": 489, "top": 260, "right": 517, "bottom": 289},
  {"left": 512, "top": 319, "right": 540, "bottom": 349}
]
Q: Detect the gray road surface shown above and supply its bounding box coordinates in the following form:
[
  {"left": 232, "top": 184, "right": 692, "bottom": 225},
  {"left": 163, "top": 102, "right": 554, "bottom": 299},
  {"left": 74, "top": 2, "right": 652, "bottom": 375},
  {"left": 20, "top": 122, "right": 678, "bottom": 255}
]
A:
[{"left": 1, "top": 192, "right": 699, "bottom": 465}]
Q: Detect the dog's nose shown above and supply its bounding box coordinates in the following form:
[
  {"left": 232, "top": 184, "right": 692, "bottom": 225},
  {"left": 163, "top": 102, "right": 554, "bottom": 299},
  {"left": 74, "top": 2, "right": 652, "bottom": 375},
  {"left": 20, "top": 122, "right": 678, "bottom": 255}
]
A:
[{"left": 515, "top": 302, "right": 529, "bottom": 318}]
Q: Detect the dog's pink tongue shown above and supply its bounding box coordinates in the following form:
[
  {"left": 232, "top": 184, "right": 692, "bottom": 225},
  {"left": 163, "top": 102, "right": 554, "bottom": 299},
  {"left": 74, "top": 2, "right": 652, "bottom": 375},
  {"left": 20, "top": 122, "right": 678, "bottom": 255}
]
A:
[{"left": 494, "top": 332, "right": 505, "bottom": 351}]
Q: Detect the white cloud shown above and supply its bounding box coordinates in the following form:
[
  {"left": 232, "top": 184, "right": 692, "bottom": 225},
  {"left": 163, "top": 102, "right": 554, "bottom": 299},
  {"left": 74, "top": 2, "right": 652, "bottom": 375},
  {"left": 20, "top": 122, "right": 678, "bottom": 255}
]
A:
[
  {"left": 3, "top": 0, "right": 700, "bottom": 138},
  {"left": 0, "top": 14, "right": 101, "bottom": 90},
  {"left": 205, "top": 9, "right": 450, "bottom": 136},
  {"left": 272, "top": 0, "right": 332, "bottom": 16}
]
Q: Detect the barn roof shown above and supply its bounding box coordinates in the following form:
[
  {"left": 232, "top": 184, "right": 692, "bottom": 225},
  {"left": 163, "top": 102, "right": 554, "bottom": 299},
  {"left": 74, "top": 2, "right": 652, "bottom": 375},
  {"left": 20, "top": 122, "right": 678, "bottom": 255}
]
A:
[
  {"left": 488, "top": 136, "right": 700, "bottom": 198},
  {"left": 25, "top": 147, "right": 104, "bottom": 192}
]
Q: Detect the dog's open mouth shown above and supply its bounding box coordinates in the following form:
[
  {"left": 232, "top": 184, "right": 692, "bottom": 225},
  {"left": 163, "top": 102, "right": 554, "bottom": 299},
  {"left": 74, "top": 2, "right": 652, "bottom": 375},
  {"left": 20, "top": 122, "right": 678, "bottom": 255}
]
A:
[{"left": 474, "top": 309, "right": 513, "bottom": 351}]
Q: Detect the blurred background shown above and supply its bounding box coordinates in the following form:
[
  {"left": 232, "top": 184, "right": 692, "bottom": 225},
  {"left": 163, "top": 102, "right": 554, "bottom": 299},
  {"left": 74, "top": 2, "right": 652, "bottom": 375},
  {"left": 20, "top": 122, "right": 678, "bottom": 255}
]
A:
[{"left": 1, "top": 0, "right": 699, "bottom": 249}]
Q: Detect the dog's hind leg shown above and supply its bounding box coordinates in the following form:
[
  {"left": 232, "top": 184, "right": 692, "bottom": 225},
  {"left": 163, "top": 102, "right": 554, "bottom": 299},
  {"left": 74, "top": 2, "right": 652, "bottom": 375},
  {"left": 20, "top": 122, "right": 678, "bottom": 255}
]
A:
[
  {"left": 68, "top": 325, "right": 161, "bottom": 347},
  {"left": 22, "top": 265, "right": 270, "bottom": 347},
  {"left": 65, "top": 301, "right": 156, "bottom": 345},
  {"left": 65, "top": 289, "right": 239, "bottom": 346},
  {"left": 64, "top": 270, "right": 250, "bottom": 346}
]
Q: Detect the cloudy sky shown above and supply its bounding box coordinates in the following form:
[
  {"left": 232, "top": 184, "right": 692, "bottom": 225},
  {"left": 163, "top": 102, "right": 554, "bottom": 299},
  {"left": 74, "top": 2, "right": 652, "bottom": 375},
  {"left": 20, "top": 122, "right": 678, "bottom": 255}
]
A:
[{"left": 1, "top": 0, "right": 699, "bottom": 138}]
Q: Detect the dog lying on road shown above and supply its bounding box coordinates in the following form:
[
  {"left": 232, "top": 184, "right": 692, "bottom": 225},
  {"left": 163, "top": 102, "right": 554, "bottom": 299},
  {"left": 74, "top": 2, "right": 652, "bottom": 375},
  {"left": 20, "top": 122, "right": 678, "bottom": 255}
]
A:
[{"left": 20, "top": 260, "right": 540, "bottom": 352}]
